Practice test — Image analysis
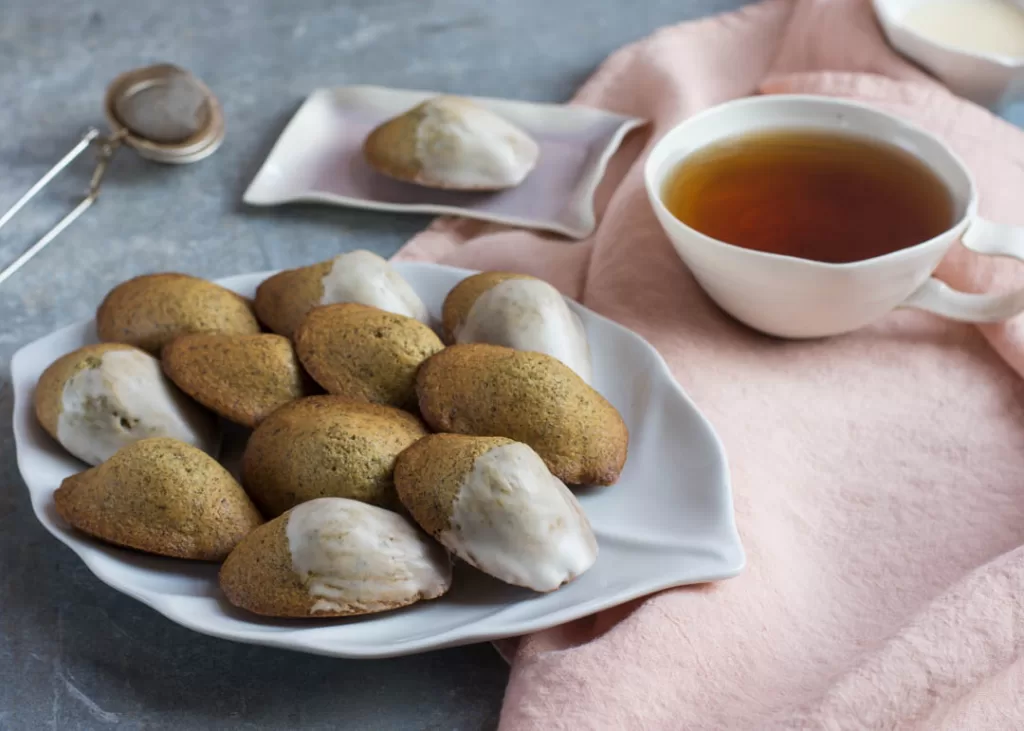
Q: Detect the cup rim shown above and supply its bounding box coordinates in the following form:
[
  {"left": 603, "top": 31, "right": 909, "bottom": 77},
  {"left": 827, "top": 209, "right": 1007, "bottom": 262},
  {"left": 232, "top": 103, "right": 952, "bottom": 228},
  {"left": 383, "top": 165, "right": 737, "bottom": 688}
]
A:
[{"left": 643, "top": 94, "right": 979, "bottom": 271}]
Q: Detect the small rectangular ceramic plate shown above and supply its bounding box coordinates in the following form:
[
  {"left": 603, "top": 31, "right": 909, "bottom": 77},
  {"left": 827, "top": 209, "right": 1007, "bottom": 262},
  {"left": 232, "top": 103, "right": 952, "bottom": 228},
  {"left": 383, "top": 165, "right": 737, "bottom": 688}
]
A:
[
  {"left": 243, "top": 86, "right": 645, "bottom": 239},
  {"left": 11, "top": 263, "right": 744, "bottom": 659}
]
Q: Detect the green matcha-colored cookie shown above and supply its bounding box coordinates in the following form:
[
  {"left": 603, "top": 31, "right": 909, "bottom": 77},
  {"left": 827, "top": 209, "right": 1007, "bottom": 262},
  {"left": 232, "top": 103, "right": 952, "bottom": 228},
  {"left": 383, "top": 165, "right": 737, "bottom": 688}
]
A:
[
  {"left": 34, "top": 343, "right": 218, "bottom": 466},
  {"left": 395, "top": 433, "right": 597, "bottom": 592},
  {"left": 162, "top": 333, "right": 316, "bottom": 427},
  {"left": 54, "top": 437, "right": 262, "bottom": 560},
  {"left": 362, "top": 96, "right": 539, "bottom": 191},
  {"left": 440, "top": 271, "right": 534, "bottom": 343},
  {"left": 254, "top": 250, "right": 428, "bottom": 339},
  {"left": 241, "top": 395, "right": 428, "bottom": 517},
  {"left": 416, "top": 344, "right": 628, "bottom": 485},
  {"left": 219, "top": 497, "right": 452, "bottom": 618},
  {"left": 96, "top": 273, "right": 260, "bottom": 354},
  {"left": 295, "top": 303, "right": 443, "bottom": 411}
]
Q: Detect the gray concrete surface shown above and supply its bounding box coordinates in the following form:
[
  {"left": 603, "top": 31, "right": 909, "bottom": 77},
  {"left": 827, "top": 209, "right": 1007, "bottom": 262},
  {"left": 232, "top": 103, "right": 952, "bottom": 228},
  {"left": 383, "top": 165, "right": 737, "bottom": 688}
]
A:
[{"left": 0, "top": 1, "right": 753, "bottom": 728}]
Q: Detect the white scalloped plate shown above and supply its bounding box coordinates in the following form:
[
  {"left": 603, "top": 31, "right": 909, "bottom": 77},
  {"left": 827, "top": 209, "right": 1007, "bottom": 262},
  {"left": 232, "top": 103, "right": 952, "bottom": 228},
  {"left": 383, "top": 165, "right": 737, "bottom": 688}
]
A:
[
  {"left": 243, "top": 86, "right": 645, "bottom": 239},
  {"left": 10, "top": 262, "right": 744, "bottom": 659}
]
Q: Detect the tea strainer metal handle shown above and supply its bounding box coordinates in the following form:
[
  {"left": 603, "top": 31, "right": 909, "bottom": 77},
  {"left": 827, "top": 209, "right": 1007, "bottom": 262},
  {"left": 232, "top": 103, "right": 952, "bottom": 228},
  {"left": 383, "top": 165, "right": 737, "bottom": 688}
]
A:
[{"left": 0, "top": 63, "right": 224, "bottom": 287}]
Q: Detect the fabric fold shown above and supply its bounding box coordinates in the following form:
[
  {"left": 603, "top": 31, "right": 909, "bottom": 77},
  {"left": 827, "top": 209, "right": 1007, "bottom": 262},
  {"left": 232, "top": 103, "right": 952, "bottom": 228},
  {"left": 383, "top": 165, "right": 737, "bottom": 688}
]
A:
[{"left": 395, "top": 1, "right": 1024, "bottom": 728}]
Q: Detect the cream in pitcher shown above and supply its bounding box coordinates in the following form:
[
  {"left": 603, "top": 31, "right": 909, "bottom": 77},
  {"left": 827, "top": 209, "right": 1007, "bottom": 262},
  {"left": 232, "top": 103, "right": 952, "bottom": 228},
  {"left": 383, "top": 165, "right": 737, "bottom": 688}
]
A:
[{"left": 902, "top": 0, "right": 1024, "bottom": 59}]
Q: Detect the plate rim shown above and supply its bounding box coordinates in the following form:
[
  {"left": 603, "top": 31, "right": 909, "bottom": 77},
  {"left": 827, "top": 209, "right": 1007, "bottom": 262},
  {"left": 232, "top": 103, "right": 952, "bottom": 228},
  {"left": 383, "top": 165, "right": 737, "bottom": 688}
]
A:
[
  {"left": 10, "top": 261, "right": 745, "bottom": 659},
  {"left": 241, "top": 85, "right": 647, "bottom": 239}
]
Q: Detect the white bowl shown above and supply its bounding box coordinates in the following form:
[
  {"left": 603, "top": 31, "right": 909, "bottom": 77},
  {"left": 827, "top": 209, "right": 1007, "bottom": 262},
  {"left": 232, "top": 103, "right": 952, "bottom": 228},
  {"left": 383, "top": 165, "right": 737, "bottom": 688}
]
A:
[{"left": 873, "top": 0, "right": 1024, "bottom": 108}]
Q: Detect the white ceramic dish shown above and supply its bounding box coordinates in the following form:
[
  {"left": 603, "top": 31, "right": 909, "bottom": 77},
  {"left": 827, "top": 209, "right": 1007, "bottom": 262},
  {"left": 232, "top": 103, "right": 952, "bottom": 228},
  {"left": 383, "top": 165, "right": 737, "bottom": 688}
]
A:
[
  {"left": 243, "top": 86, "right": 645, "bottom": 239},
  {"left": 874, "top": 0, "right": 1024, "bottom": 109},
  {"left": 10, "top": 262, "right": 744, "bottom": 659}
]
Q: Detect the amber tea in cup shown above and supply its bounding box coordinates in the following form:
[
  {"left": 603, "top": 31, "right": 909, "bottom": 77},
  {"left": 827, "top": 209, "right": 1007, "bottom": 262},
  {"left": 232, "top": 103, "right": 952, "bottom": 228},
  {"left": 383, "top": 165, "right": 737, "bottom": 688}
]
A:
[
  {"left": 646, "top": 95, "right": 1024, "bottom": 338},
  {"left": 661, "top": 129, "right": 955, "bottom": 264}
]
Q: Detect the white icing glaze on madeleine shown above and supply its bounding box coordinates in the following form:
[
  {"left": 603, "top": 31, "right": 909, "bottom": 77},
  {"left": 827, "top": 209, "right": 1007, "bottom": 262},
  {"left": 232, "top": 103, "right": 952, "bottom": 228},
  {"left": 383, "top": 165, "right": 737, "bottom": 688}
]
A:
[
  {"left": 57, "top": 349, "right": 218, "bottom": 465},
  {"left": 414, "top": 97, "right": 539, "bottom": 190},
  {"left": 286, "top": 498, "right": 451, "bottom": 614},
  {"left": 319, "top": 250, "right": 429, "bottom": 324},
  {"left": 456, "top": 278, "right": 593, "bottom": 383},
  {"left": 441, "top": 442, "right": 597, "bottom": 592}
]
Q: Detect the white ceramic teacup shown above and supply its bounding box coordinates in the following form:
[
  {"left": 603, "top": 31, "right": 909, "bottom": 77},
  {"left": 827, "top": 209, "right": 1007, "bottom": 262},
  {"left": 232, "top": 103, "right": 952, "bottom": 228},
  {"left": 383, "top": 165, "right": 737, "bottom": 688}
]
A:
[{"left": 644, "top": 94, "right": 1024, "bottom": 339}]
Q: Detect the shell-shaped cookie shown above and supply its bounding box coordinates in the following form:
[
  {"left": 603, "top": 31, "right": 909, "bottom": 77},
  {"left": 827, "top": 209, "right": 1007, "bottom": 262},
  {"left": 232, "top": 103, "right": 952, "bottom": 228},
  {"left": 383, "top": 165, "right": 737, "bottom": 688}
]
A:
[
  {"left": 162, "top": 333, "right": 316, "bottom": 427},
  {"left": 441, "top": 271, "right": 532, "bottom": 342},
  {"left": 416, "top": 344, "right": 628, "bottom": 485},
  {"left": 442, "top": 272, "right": 593, "bottom": 383},
  {"left": 54, "top": 437, "right": 263, "bottom": 560},
  {"left": 34, "top": 343, "right": 219, "bottom": 466},
  {"left": 241, "top": 396, "right": 428, "bottom": 518},
  {"left": 254, "top": 250, "right": 428, "bottom": 339},
  {"left": 219, "top": 497, "right": 452, "bottom": 618},
  {"left": 395, "top": 434, "right": 597, "bottom": 592},
  {"left": 295, "top": 303, "right": 443, "bottom": 411},
  {"left": 96, "top": 273, "right": 260, "bottom": 354},
  {"left": 363, "top": 96, "right": 540, "bottom": 191}
]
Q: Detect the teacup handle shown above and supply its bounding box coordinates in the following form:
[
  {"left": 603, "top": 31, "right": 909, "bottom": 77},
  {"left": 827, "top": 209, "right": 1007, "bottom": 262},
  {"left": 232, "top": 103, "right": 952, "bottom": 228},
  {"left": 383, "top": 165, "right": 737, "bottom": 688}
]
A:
[{"left": 901, "top": 219, "right": 1024, "bottom": 322}]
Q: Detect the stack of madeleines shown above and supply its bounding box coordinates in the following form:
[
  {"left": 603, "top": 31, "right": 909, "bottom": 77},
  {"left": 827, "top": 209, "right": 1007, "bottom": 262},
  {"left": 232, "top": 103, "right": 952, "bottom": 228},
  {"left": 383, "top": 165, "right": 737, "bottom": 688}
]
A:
[{"left": 34, "top": 250, "right": 628, "bottom": 618}]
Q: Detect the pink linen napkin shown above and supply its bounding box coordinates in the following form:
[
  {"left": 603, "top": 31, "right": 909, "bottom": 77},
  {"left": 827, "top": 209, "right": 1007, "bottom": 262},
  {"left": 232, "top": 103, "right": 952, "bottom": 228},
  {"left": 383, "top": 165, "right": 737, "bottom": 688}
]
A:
[{"left": 395, "top": 1, "right": 1024, "bottom": 728}]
